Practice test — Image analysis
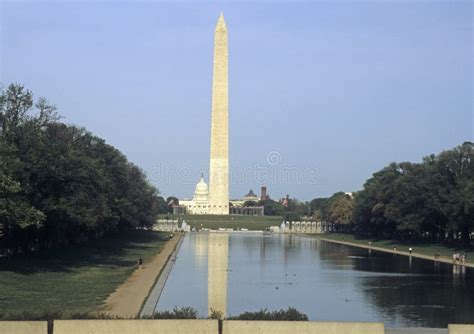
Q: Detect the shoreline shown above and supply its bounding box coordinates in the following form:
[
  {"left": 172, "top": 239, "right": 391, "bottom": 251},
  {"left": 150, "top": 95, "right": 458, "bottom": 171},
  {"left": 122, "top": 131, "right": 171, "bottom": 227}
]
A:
[
  {"left": 102, "top": 233, "right": 184, "bottom": 318},
  {"left": 140, "top": 233, "right": 185, "bottom": 317},
  {"left": 312, "top": 236, "right": 473, "bottom": 268}
]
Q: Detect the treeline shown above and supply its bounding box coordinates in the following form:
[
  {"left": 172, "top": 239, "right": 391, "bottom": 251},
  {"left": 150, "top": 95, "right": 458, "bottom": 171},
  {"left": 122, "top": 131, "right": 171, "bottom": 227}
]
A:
[
  {"left": 311, "top": 142, "right": 474, "bottom": 246},
  {"left": 0, "top": 84, "right": 160, "bottom": 254},
  {"left": 242, "top": 198, "right": 310, "bottom": 221}
]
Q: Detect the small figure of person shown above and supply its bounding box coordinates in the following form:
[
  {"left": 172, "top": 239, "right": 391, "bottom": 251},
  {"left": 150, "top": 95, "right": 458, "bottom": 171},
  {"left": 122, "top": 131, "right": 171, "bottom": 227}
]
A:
[
  {"left": 368, "top": 241, "right": 372, "bottom": 247},
  {"left": 138, "top": 258, "right": 143, "bottom": 270},
  {"left": 461, "top": 254, "right": 466, "bottom": 265},
  {"left": 393, "top": 246, "right": 397, "bottom": 252},
  {"left": 409, "top": 247, "right": 413, "bottom": 255},
  {"left": 453, "top": 252, "right": 460, "bottom": 264},
  {"left": 434, "top": 252, "right": 440, "bottom": 260}
]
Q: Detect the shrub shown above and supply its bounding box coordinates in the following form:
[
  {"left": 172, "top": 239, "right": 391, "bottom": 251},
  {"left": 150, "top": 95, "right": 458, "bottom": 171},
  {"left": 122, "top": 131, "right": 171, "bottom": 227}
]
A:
[
  {"left": 148, "top": 306, "right": 198, "bottom": 319},
  {"left": 208, "top": 308, "right": 224, "bottom": 320},
  {"left": 228, "top": 307, "right": 308, "bottom": 321}
]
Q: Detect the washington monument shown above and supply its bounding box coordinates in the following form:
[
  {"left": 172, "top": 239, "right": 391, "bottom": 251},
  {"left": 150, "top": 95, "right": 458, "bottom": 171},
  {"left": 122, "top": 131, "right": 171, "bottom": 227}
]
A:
[{"left": 208, "top": 13, "right": 229, "bottom": 215}]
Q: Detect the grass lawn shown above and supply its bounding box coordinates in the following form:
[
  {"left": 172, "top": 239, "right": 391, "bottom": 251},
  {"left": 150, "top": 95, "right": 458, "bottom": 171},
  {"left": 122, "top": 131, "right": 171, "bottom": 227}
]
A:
[
  {"left": 0, "top": 230, "right": 168, "bottom": 315},
  {"left": 321, "top": 233, "right": 473, "bottom": 258},
  {"left": 158, "top": 214, "right": 283, "bottom": 230}
]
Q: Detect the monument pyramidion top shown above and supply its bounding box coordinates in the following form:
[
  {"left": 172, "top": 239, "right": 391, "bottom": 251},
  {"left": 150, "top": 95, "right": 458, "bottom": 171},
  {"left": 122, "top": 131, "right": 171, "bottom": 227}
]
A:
[{"left": 216, "top": 12, "right": 227, "bottom": 30}]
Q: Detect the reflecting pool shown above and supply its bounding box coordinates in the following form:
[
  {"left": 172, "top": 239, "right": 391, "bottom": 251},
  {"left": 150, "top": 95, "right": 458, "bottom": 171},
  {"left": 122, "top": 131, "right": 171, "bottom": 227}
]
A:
[{"left": 155, "top": 232, "right": 474, "bottom": 327}]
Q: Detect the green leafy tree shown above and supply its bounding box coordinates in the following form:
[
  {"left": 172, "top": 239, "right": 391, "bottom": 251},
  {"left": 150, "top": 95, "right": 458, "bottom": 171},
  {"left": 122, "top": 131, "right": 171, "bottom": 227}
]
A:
[
  {"left": 352, "top": 142, "right": 473, "bottom": 246},
  {"left": 327, "top": 194, "right": 354, "bottom": 226},
  {"left": 258, "top": 199, "right": 285, "bottom": 216},
  {"left": 0, "top": 84, "right": 161, "bottom": 253}
]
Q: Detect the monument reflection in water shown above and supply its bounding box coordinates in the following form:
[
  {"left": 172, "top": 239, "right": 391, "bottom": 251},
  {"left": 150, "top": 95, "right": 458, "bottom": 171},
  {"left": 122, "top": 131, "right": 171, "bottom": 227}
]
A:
[
  {"left": 207, "top": 233, "right": 228, "bottom": 316},
  {"left": 155, "top": 233, "right": 474, "bottom": 328}
]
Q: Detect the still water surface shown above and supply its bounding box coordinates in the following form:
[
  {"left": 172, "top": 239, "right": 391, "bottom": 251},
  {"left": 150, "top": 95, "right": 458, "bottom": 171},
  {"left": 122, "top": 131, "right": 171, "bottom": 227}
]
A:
[{"left": 156, "top": 232, "right": 473, "bottom": 327}]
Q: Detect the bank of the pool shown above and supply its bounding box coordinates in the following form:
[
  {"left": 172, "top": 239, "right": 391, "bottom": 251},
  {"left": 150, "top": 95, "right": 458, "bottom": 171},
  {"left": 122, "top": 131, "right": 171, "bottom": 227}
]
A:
[
  {"left": 103, "top": 233, "right": 184, "bottom": 318},
  {"left": 307, "top": 234, "right": 473, "bottom": 268},
  {"left": 139, "top": 233, "right": 185, "bottom": 317}
]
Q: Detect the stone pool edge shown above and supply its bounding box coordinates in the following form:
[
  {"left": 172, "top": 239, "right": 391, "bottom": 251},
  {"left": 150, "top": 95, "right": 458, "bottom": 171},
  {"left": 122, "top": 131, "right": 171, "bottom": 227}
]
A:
[
  {"left": 140, "top": 233, "right": 185, "bottom": 317},
  {"left": 305, "top": 235, "right": 473, "bottom": 268}
]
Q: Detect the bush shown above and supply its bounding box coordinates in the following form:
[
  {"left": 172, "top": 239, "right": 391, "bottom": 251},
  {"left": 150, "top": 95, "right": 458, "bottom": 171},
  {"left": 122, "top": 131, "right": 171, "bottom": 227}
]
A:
[
  {"left": 148, "top": 306, "right": 198, "bottom": 319},
  {"left": 0, "top": 306, "right": 308, "bottom": 324},
  {"left": 228, "top": 307, "right": 308, "bottom": 321},
  {"left": 208, "top": 308, "right": 224, "bottom": 320}
]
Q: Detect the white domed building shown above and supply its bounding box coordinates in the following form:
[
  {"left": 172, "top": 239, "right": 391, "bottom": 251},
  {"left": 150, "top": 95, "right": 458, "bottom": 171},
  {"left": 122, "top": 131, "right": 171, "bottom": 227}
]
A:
[
  {"left": 179, "top": 175, "right": 211, "bottom": 214},
  {"left": 177, "top": 177, "right": 264, "bottom": 216}
]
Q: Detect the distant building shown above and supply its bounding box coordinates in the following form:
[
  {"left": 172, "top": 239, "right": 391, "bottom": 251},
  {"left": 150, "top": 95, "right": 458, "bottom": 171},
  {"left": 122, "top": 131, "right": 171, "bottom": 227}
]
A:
[
  {"left": 177, "top": 185, "right": 263, "bottom": 216},
  {"left": 179, "top": 176, "right": 210, "bottom": 215},
  {"left": 280, "top": 194, "right": 290, "bottom": 207},
  {"left": 260, "top": 186, "right": 268, "bottom": 201},
  {"left": 243, "top": 189, "right": 258, "bottom": 202}
]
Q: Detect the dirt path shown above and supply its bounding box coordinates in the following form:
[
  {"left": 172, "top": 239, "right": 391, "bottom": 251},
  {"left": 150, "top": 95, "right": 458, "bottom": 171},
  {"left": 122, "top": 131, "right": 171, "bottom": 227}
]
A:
[
  {"left": 102, "top": 233, "right": 183, "bottom": 318},
  {"left": 318, "top": 237, "right": 474, "bottom": 268}
]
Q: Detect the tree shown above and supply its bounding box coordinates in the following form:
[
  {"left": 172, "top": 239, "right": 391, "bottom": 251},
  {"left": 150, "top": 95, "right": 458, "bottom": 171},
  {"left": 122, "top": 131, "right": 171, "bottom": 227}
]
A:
[
  {"left": 156, "top": 196, "right": 168, "bottom": 214},
  {"left": 0, "top": 84, "right": 162, "bottom": 253},
  {"left": 310, "top": 198, "right": 328, "bottom": 217},
  {"left": 258, "top": 199, "right": 285, "bottom": 216},
  {"left": 429, "top": 142, "right": 474, "bottom": 245},
  {"left": 327, "top": 194, "right": 354, "bottom": 226},
  {"left": 352, "top": 142, "right": 473, "bottom": 246}
]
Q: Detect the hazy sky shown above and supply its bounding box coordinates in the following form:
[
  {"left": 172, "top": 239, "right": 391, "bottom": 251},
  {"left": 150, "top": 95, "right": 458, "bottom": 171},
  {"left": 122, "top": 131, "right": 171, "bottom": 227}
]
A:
[{"left": 1, "top": 0, "right": 472, "bottom": 200}]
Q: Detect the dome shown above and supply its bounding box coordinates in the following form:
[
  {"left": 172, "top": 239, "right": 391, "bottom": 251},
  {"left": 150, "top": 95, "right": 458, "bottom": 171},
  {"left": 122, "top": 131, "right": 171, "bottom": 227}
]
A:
[
  {"left": 244, "top": 189, "right": 258, "bottom": 201},
  {"left": 193, "top": 176, "right": 209, "bottom": 202},
  {"left": 245, "top": 189, "right": 257, "bottom": 198}
]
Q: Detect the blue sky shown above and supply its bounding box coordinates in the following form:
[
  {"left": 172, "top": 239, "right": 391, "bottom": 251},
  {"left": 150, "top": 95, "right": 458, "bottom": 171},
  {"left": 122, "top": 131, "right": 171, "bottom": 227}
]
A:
[{"left": 1, "top": 0, "right": 472, "bottom": 200}]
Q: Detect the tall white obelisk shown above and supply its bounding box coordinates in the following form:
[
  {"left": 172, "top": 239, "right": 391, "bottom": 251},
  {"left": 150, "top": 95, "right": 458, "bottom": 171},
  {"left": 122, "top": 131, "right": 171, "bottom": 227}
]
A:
[{"left": 208, "top": 13, "right": 229, "bottom": 215}]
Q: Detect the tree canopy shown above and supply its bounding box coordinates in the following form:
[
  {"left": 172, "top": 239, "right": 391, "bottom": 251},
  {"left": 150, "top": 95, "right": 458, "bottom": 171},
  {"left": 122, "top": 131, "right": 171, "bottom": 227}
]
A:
[
  {"left": 0, "top": 84, "right": 161, "bottom": 253},
  {"left": 310, "top": 142, "right": 474, "bottom": 246}
]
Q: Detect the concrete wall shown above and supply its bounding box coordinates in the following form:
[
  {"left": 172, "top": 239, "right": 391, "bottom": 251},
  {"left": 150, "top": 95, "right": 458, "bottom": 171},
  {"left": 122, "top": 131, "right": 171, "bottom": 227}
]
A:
[
  {"left": 2, "top": 319, "right": 468, "bottom": 334},
  {"left": 448, "top": 324, "right": 474, "bottom": 334},
  {"left": 54, "top": 320, "right": 218, "bottom": 334},
  {"left": 0, "top": 321, "right": 47, "bottom": 334},
  {"left": 222, "top": 321, "right": 385, "bottom": 334}
]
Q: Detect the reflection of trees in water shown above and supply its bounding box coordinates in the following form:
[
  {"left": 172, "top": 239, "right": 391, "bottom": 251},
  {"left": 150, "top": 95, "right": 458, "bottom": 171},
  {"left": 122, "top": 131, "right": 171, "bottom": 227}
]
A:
[
  {"left": 357, "top": 271, "right": 474, "bottom": 327},
  {"left": 317, "top": 241, "right": 474, "bottom": 327},
  {"left": 318, "top": 240, "right": 359, "bottom": 267}
]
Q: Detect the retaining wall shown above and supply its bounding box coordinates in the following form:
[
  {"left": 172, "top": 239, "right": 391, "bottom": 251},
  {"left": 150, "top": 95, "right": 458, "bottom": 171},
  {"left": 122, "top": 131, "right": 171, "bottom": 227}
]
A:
[
  {"left": 4, "top": 319, "right": 471, "bottom": 334},
  {"left": 222, "top": 320, "right": 385, "bottom": 334},
  {"left": 53, "top": 319, "right": 218, "bottom": 334},
  {"left": 448, "top": 324, "right": 474, "bottom": 334},
  {"left": 0, "top": 321, "right": 47, "bottom": 334}
]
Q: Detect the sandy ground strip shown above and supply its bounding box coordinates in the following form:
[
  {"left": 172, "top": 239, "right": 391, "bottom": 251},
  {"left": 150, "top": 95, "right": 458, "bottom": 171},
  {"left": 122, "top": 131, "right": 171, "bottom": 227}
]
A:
[{"left": 102, "top": 233, "right": 184, "bottom": 318}]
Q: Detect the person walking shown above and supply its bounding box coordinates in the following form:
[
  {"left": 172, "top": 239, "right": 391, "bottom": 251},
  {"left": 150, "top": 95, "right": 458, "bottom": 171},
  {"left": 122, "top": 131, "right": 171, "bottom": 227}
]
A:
[{"left": 409, "top": 247, "right": 413, "bottom": 255}]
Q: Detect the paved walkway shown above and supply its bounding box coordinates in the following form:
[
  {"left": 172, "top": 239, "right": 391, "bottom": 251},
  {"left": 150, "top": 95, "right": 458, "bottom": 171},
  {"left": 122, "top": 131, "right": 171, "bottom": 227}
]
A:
[
  {"left": 102, "top": 233, "right": 184, "bottom": 318},
  {"left": 140, "top": 235, "right": 184, "bottom": 317},
  {"left": 318, "top": 237, "right": 474, "bottom": 268}
]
